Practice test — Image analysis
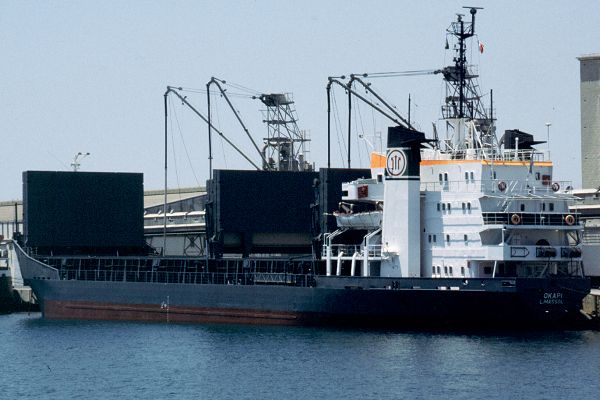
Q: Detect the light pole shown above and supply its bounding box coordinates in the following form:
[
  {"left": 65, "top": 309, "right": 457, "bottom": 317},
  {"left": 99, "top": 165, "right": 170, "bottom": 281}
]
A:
[
  {"left": 545, "top": 123, "right": 551, "bottom": 155},
  {"left": 71, "top": 152, "right": 90, "bottom": 172}
]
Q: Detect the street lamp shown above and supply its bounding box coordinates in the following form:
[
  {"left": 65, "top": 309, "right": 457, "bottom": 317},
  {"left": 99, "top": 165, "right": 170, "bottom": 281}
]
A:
[{"left": 71, "top": 152, "right": 90, "bottom": 172}]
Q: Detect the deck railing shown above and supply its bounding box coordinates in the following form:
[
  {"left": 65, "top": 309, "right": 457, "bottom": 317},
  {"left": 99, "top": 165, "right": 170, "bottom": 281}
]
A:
[{"left": 59, "top": 268, "right": 315, "bottom": 287}]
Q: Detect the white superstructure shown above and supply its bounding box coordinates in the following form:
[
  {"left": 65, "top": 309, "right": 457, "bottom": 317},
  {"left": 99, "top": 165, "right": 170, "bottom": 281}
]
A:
[{"left": 322, "top": 8, "right": 583, "bottom": 281}]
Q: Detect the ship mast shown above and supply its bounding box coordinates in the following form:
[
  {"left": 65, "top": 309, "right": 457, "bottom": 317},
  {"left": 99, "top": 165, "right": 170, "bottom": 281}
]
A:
[{"left": 441, "top": 7, "right": 496, "bottom": 156}]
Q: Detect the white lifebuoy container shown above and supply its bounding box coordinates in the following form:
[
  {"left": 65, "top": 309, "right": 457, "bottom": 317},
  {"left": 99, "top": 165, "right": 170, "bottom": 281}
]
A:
[
  {"left": 565, "top": 214, "right": 575, "bottom": 226},
  {"left": 498, "top": 181, "right": 507, "bottom": 192},
  {"left": 551, "top": 182, "right": 560, "bottom": 192},
  {"left": 511, "top": 214, "right": 521, "bottom": 225}
]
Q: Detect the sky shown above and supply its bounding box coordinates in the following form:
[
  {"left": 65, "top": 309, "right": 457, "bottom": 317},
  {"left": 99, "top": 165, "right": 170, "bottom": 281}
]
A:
[{"left": 1, "top": 0, "right": 599, "bottom": 200}]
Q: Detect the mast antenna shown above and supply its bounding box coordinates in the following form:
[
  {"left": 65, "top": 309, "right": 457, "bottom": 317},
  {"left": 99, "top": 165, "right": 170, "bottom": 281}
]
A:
[{"left": 441, "top": 7, "right": 496, "bottom": 152}]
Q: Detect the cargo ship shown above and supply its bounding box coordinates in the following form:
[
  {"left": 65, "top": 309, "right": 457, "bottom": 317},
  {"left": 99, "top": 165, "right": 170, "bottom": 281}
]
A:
[{"left": 12, "top": 9, "right": 591, "bottom": 329}]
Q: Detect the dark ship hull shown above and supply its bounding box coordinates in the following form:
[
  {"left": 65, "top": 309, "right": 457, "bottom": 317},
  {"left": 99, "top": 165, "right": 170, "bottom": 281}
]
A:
[{"left": 28, "top": 275, "right": 590, "bottom": 329}]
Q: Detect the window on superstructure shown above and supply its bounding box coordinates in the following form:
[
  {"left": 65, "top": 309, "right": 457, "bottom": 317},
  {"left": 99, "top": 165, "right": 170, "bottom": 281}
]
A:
[
  {"left": 449, "top": 266, "right": 453, "bottom": 276},
  {"left": 542, "top": 203, "right": 546, "bottom": 211},
  {"left": 461, "top": 266, "right": 465, "bottom": 276},
  {"left": 432, "top": 266, "right": 435, "bottom": 276},
  {"left": 437, "top": 266, "right": 441, "bottom": 275},
  {"left": 444, "top": 173, "right": 448, "bottom": 182},
  {"left": 520, "top": 204, "right": 525, "bottom": 212},
  {"left": 464, "top": 234, "right": 468, "bottom": 244},
  {"left": 428, "top": 235, "right": 432, "bottom": 243},
  {"left": 377, "top": 174, "right": 383, "bottom": 183},
  {"left": 470, "top": 171, "right": 474, "bottom": 180},
  {"left": 439, "top": 173, "right": 443, "bottom": 182},
  {"left": 467, "top": 202, "right": 471, "bottom": 211},
  {"left": 437, "top": 203, "right": 441, "bottom": 211},
  {"left": 484, "top": 266, "right": 492, "bottom": 275},
  {"left": 535, "top": 172, "right": 541, "bottom": 180},
  {"left": 433, "top": 235, "right": 437, "bottom": 243},
  {"left": 447, "top": 203, "right": 451, "bottom": 211},
  {"left": 446, "top": 234, "right": 450, "bottom": 244},
  {"left": 493, "top": 171, "right": 497, "bottom": 179},
  {"left": 462, "top": 202, "right": 466, "bottom": 211},
  {"left": 465, "top": 172, "right": 469, "bottom": 181},
  {"left": 549, "top": 203, "right": 554, "bottom": 211},
  {"left": 444, "top": 266, "right": 448, "bottom": 275},
  {"left": 442, "top": 203, "right": 446, "bottom": 211}
]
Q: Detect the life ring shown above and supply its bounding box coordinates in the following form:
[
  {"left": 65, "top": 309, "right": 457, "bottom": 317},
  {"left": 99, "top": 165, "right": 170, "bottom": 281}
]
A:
[
  {"left": 551, "top": 182, "right": 560, "bottom": 192},
  {"left": 497, "top": 181, "right": 507, "bottom": 192},
  {"left": 565, "top": 214, "right": 575, "bottom": 226},
  {"left": 511, "top": 214, "right": 521, "bottom": 225}
]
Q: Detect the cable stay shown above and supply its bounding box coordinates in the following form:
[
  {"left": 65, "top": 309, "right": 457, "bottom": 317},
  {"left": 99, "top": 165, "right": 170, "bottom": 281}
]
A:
[
  {"left": 357, "top": 69, "right": 442, "bottom": 78},
  {"left": 165, "top": 86, "right": 261, "bottom": 178},
  {"left": 175, "top": 86, "right": 255, "bottom": 99},
  {"left": 330, "top": 90, "right": 347, "bottom": 168},
  {"left": 350, "top": 75, "right": 413, "bottom": 129},
  {"left": 206, "top": 77, "right": 270, "bottom": 171},
  {"left": 326, "top": 75, "right": 417, "bottom": 168},
  {"left": 168, "top": 96, "right": 201, "bottom": 187}
]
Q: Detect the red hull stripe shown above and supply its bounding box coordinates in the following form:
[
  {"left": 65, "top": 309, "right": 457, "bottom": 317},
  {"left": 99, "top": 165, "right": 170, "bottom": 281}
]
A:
[{"left": 44, "top": 300, "right": 306, "bottom": 326}]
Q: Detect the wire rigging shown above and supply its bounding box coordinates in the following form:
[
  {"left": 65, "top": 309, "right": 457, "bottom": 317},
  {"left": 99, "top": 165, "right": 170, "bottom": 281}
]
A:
[
  {"left": 167, "top": 96, "right": 182, "bottom": 201},
  {"left": 212, "top": 91, "right": 228, "bottom": 169},
  {"left": 367, "top": 91, "right": 380, "bottom": 153},
  {"left": 219, "top": 79, "right": 262, "bottom": 96},
  {"left": 354, "top": 98, "right": 364, "bottom": 166},
  {"left": 330, "top": 90, "right": 347, "bottom": 168},
  {"left": 177, "top": 86, "right": 255, "bottom": 99},
  {"left": 171, "top": 95, "right": 202, "bottom": 188},
  {"left": 359, "top": 69, "right": 441, "bottom": 79}
]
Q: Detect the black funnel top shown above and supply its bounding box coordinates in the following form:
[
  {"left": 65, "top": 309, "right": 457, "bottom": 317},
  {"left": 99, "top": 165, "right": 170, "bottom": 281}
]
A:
[
  {"left": 386, "top": 126, "right": 430, "bottom": 178},
  {"left": 387, "top": 126, "right": 428, "bottom": 148}
]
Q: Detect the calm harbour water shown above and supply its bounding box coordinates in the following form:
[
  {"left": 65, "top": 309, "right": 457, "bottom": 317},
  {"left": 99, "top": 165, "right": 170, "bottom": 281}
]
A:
[{"left": 1, "top": 313, "right": 599, "bottom": 399}]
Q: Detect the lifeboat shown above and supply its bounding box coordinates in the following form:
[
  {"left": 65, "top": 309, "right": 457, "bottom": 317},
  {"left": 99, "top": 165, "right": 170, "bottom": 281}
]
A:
[{"left": 334, "top": 210, "right": 383, "bottom": 229}]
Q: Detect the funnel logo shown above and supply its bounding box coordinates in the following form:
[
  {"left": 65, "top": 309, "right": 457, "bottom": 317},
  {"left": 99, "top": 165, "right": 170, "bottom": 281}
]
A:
[{"left": 386, "top": 149, "right": 407, "bottom": 178}]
